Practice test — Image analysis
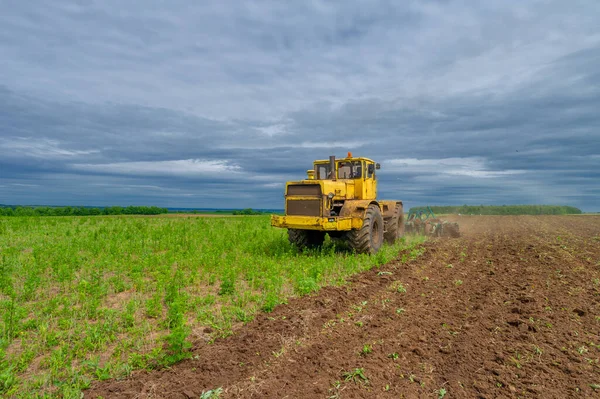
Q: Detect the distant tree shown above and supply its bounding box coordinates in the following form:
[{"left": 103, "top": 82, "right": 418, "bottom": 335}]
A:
[
  {"left": 232, "top": 208, "right": 263, "bottom": 215},
  {"left": 0, "top": 207, "right": 14, "bottom": 216},
  {"left": 0, "top": 205, "right": 169, "bottom": 217},
  {"left": 409, "top": 205, "right": 582, "bottom": 216}
]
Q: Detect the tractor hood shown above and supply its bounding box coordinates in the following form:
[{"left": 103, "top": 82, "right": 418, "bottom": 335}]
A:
[{"left": 285, "top": 179, "right": 356, "bottom": 200}]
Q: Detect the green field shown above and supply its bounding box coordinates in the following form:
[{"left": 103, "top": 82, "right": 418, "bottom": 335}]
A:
[{"left": 0, "top": 215, "right": 424, "bottom": 397}]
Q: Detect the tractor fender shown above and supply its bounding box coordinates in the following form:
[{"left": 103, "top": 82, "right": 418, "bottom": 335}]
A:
[
  {"left": 379, "top": 200, "right": 403, "bottom": 219},
  {"left": 339, "top": 200, "right": 380, "bottom": 220}
]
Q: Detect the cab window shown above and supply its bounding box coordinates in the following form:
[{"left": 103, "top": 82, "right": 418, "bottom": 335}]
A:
[
  {"left": 316, "top": 164, "right": 331, "bottom": 179},
  {"left": 366, "top": 162, "right": 374, "bottom": 179},
  {"left": 337, "top": 161, "right": 362, "bottom": 179}
]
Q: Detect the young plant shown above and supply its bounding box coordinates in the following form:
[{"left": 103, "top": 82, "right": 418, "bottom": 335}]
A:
[
  {"left": 200, "top": 387, "right": 223, "bottom": 398},
  {"left": 360, "top": 344, "right": 373, "bottom": 356},
  {"left": 395, "top": 282, "right": 407, "bottom": 293},
  {"left": 342, "top": 368, "right": 368, "bottom": 384}
]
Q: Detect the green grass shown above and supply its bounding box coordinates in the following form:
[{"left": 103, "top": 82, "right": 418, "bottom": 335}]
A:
[{"left": 0, "top": 215, "right": 425, "bottom": 397}]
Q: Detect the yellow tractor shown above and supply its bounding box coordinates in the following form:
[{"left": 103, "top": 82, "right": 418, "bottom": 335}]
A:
[{"left": 271, "top": 153, "right": 404, "bottom": 254}]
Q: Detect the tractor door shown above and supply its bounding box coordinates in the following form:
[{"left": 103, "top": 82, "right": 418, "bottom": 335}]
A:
[{"left": 365, "top": 161, "right": 377, "bottom": 199}]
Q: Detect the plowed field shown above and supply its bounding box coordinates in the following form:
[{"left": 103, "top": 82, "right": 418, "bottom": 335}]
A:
[{"left": 87, "top": 216, "right": 600, "bottom": 399}]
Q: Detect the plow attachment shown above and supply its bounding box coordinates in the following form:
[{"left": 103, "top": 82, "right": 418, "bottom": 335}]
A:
[{"left": 405, "top": 206, "right": 460, "bottom": 238}]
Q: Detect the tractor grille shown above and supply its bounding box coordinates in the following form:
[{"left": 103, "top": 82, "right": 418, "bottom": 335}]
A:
[
  {"left": 286, "top": 199, "right": 321, "bottom": 216},
  {"left": 287, "top": 184, "right": 321, "bottom": 196}
]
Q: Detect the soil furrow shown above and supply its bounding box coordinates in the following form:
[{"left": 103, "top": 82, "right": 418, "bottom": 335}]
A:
[{"left": 86, "top": 216, "right": 600, "bottom": 399}]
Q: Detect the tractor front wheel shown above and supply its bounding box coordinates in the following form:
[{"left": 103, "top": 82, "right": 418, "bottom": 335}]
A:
[
  {"left": 346, "top": 204, "right": 384, "bottom": 254},
  {"left": 287, "top": 229, "right": 326, "bottom": 249}
]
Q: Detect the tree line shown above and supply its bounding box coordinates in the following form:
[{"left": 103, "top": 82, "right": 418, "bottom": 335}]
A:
[
  {"left": 0, "top": 205, "right": 168, "bottom": 217},
  {"left": 410, "top": 205, "right": 582, "bottom": 215},
  {"left": 231, "top": 208, "right": 265, "bottom": 215}
]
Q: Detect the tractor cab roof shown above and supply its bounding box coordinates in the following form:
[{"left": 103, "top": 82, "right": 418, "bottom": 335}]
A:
[{"left": 314, "top": 156, "right": 375, "bottom": 164}]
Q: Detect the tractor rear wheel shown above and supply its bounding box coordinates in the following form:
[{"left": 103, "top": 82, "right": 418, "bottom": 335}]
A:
[
  {"left": 384, "top": 205, "right": 405, "bottom": 244},
  {"left": 287, "top": 229, "right": 326, "bottom": 249},
  {"left": 346, "top": 204, "right": 384, "bottom": 254}
]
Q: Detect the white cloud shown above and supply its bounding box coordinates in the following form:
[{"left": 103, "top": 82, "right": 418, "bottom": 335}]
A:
[
  {"left": 72, "top": 159, "right": 241, "bottom": 177},
  {"left": 216, "top": 140, "right": 368, "bottom": 150},
  {"left": 385, "top": 157, "right": 525, "bottom": 178},
  {"left": 444, "top": 169, "right": 524, "bottom": 178},
  {"left": 298, "top": 141, "right": 367, "bottom": 149},
  {"left": 0, "top": 137, "right": 99, "bottom": 158},
  {"left": 11, "top": 183, "right": 39, "bottom": 187},
  {"left": 255, "top": 123, "right": 289, "bottom": 137},
  {"left": 261, "top": 182, "right": 283, "bottom": 188}
]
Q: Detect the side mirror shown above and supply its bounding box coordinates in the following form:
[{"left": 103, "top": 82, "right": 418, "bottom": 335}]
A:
[
  {"left": 367, "top": 164, "right": 374, "bottom": 174},
  {"left": 375, "top": 163, "right": 381, "bottom": 170}
]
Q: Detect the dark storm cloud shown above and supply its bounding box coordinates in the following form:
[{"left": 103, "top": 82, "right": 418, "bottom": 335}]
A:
[{"left": 1, "top": 1, "right": 599, "bottom": 210}]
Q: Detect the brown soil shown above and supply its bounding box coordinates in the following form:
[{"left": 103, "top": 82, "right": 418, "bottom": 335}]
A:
[{"left": 86, "top": 216, "right": 600, "bottom": 399}]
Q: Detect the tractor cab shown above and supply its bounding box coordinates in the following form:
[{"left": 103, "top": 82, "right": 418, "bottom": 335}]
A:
[{"left": 311, "top": 153, "right": 380, "bottom": 201}]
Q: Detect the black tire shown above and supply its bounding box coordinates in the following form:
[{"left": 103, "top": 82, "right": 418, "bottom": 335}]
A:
[
  {"left": 384, "top": 205, "right": 405, "bottom": 244},
  {"left": 346, "top": 204, "right": 384, "bottom": 254},
  {"left": 287, "top": 229, "right": 326, "bottom": 249}
]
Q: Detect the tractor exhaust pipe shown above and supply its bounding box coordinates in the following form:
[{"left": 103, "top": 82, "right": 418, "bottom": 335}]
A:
[{"left": 329, "top": 155, "right": 336, "bottom": 180}]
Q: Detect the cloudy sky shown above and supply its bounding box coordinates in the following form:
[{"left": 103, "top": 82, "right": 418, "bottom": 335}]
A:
[{"left": 1, "top": 1, "right": 599, "bottom": 211}]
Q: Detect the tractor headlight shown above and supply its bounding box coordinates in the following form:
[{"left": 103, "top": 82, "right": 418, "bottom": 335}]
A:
[{"left": 328, "top": 192, "right": 334, "bottom": 199}]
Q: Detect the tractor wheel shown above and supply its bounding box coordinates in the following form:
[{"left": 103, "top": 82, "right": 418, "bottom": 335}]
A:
[
  {"left": 346, "top": 204, "right": 384, "bottom": 254},
  {"left": 384, "top": 205, "right": 405, "bottom": 244},
  {"left": 287, "top": 229, "right": 325, "bottom": 249}
]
